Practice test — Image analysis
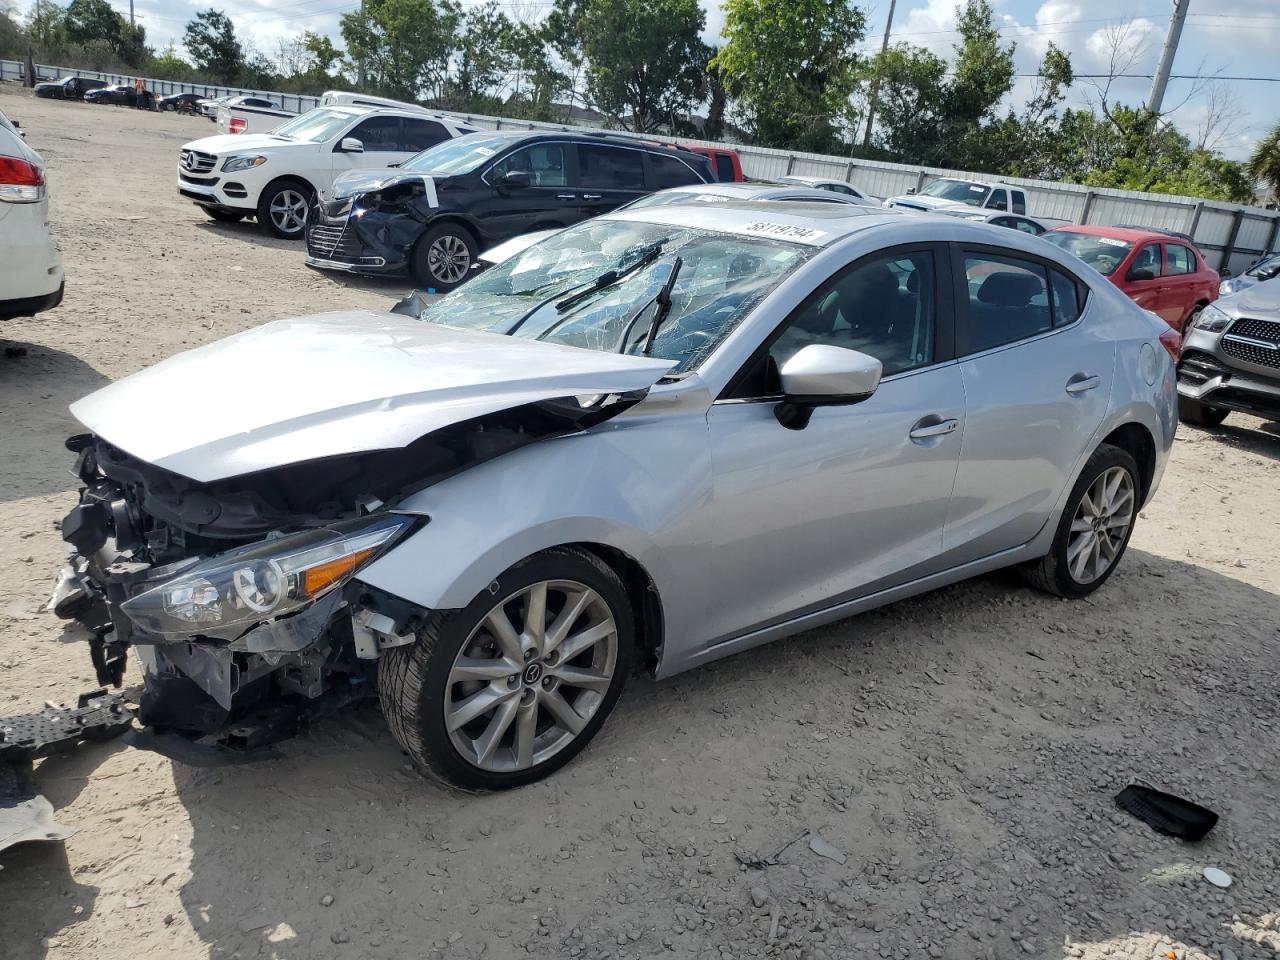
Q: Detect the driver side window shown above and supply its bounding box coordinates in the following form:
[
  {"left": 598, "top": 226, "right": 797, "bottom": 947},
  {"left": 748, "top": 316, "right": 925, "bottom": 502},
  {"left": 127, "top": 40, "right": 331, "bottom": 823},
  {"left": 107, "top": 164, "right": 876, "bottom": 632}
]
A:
[
  {"left": 768, "top": 250, "right": 937, "bottom": 384},
  {"left": 488, "top": 144, "right": 567, "bottom": 187},
  {"left": 1130, "top": 243, "right": 1161, "bottom": 277}
]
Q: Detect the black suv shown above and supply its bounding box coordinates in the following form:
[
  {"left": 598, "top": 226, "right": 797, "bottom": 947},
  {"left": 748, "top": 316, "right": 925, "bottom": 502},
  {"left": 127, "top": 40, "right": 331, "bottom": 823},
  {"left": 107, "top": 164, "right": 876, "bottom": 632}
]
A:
[
  {"left": 34, "top": 76, "right": 108, "bottom": 101},
  {"left": 306, "top": 131, "right": 714, "bottom": 290}
]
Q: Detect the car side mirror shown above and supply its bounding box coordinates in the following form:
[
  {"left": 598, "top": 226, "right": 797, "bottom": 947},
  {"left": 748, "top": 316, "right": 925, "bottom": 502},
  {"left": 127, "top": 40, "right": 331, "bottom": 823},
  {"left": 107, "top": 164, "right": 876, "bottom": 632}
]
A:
[
  {"left": 906, "top": 186, "right": 917, "bottom": 195},
  {"left": 1128, "top": 267, "right": 1156, "bottom": 282},
  {"left": 774, "top": 344, "right": 883, "bottom": 430},
  {"left": 338, "top": 137, "right": 364, "bottom": 153},
  {"left": 499, "top": 170, "right": 531, "bottom": 191}
]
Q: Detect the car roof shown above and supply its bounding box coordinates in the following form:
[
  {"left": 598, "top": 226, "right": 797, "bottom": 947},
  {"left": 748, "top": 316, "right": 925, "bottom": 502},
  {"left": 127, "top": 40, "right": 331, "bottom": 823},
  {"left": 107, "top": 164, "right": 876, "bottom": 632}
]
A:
[
  {"left": 1051, "top": 224, "right": 1169, "bottom": 243},
  {"left": 603, "top": 199, "right": 900, "bottom": 246},
  {"left": 661, "top": 182, "right": 855, "bottom": 201}
]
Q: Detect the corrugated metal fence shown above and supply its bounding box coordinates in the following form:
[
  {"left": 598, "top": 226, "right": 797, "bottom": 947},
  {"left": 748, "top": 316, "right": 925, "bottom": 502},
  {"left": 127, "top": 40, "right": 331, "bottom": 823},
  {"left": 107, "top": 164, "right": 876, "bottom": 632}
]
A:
[{"left": 5, "top": 58, "right": 1278, "bottom": 274}]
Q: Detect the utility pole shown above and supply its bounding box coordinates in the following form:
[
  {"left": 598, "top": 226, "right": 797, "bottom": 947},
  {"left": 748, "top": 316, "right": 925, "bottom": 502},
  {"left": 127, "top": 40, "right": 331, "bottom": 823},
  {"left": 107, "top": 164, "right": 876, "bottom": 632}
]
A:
[
  {"left": 1146, "top": 0, "right": 1190, "bottom": 115},
  {"left": 861, "top": 0, "right": 897, "bottom": 150},
  {"left": 129, "top": 0, "right": 134, "bottom": 24},
  {"left": 357, "top": 0, "right": 366, "bottom": 88}
]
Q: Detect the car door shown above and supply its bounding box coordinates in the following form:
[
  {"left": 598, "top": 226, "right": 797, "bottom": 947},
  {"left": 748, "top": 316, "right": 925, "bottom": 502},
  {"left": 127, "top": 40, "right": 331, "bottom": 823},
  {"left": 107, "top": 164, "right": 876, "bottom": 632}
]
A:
[
  {"left": 401, "top": 116, "right": 453, "bottom": 156},
  {"left": 703, "top": 245, "right": 965, "bottom": 644},
  {"left": 575, "top": 143, "right": 650, "bottom": 219},
  {"left": 1161, "top": 242, "right": 1199, "bottom": 329},
  {"left": 943, "top": 246, "right": 1114, "bottom": 563},
  {"left": 469, "top": 142, "right": 582, "bottom": 241},
  {"left": 333, "top": 115, "right": 412, "bottom": 174},
  {"left": 1122, "top": 241, "right": 1164, "bottom": 315},
  {"left": 984, "top": 188, "right": 1009, "bottom": 211}
]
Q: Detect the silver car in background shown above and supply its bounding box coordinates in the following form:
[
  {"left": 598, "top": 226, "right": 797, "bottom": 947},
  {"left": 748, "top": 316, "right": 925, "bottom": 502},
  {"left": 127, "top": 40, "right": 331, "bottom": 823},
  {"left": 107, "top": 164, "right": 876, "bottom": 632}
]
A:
[{"left": 51, "top": 203, "right": 1176, "bottom": 789}]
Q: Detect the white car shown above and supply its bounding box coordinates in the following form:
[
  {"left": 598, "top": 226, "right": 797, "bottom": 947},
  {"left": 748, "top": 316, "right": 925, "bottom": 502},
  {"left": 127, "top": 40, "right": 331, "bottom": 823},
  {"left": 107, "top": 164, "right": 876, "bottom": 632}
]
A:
[
  {"left": 773, "top": 175, "right": 879, "bottom": 205},
  {"left": 215, "top": 95, "right": 290, "bottom": 135},
  {"left": 885, "top": 178, "right": 1029, "bottom": 217},
  {"left": 932, "top": 207, "right": 1050, "bottom": 235},
  {"left": 1, "top": 111, "right": 64, "bottom": 321},
  {"left": 177, "top": 106, "right": 475, "bottom": 239}
]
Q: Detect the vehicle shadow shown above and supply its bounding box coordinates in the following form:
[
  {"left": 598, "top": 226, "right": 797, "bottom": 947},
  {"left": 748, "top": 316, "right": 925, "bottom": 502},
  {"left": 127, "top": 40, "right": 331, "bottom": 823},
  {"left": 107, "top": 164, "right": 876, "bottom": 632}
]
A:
[
  {"left": 98, "top": 546, "right": 1278, "bottom": 958},
  {"left": 0, "top": 342, "right": 108, "bottom": 502},
  {"left": 1187, "top": 415, "right": 1280, "bottom": 461}
]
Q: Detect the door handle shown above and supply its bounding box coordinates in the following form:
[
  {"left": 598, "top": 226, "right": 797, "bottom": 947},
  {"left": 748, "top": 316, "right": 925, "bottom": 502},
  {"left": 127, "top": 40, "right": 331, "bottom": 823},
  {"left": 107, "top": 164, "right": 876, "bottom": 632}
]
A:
[
  {"left": 909, "top": 417, "right": 958, "bottom": 440},
  {"left": 1065, "top": 374, "right": 1100, "bottom": 395},
  {"left": 582, "top": 193, "right": 602, "bottom": 200},
  {"left": 556, "top": 193, "right": 576, "bottom": 199}
]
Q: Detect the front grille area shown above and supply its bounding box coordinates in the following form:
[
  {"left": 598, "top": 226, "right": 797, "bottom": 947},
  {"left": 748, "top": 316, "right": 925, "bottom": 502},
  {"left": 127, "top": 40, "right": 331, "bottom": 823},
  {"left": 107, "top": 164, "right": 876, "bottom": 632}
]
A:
[
  {"left": 307, "top": 223, "right": 362, "bottom": 263},
  {"left": 1222, "top": 317, "right": 1280, "bottom": 369},
  {"left": 179, "top": 172, "right": 219, "bottom": 187},
  {"left": 179, "top": 149, "right": 217, "bottom": 174},
  {"left": 1177, "top": 350, "right": 1227, "bottom": 387}
]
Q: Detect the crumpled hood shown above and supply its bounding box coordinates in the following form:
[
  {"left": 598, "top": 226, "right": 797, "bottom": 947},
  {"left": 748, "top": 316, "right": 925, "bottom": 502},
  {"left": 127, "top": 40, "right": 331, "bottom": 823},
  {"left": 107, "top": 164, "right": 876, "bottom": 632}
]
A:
[
  {"left": 181, "top": 132, "right": 302, "bottom": 155},
  {"left": 71, "top": 310, "right": 675, "bottom": 483},
  {"left": 330, "top": 168, "right": 442, "bottom": 201}
]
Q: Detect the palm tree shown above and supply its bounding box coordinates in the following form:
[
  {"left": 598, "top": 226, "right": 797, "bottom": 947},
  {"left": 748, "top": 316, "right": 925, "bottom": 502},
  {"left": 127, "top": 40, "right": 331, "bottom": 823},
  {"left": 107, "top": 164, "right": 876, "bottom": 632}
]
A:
[{"left": 1247, "top": 123, "right": 1280, "bottom": 199}]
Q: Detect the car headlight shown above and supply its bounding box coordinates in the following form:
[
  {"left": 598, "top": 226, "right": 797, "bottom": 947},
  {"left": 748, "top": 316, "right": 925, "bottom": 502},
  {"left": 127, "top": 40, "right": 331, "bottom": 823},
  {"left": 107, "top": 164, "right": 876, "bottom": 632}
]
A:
[
  {"left": 121, "top": 514, "right": 415, "bottom": 639},
  {"left": 1218, "top": 279, "right": 1237, "bottom": 296},
  {"left": 1191, "top": 303, "right": 1232, "bottom": 334},
  {"left": 222, "top": 155, "right": 267, "bottom": 173}
]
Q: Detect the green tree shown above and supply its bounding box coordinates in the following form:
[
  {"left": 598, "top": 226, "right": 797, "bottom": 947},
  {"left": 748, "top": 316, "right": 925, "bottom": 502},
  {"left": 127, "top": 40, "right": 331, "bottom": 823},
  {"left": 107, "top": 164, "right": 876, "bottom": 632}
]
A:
[
  {"left": 1247, "top": 124, "right": 1280, "bottom": 198},
  {"left": 446, "top": 2, "right": 514, "bottom": 110},
  {"left": 340, "top": 0, "right": 460, "bottom": 102},
  {"left": 867, "top": 43, "right": 949, "bottom": 162},
  {"left": 713, "top": 0, "right": 866, "bottom": 152},
  {"left": 0, "top": 1, "right": 28, "bottom": 59},
  {"left": 505, "top": 20, "right": 567, "bottom": 120},
  {"left": 184, "top": 9, "right": 243, "bottom": 83},
  {"left": 577, "top": 0, "right": 705, "bottom": 133},
  {"left": 303, "top": 31, "right": 343, "bottom": 75},
  {"left": 150, "top": 44, "right": 198, "bottom": 81}
]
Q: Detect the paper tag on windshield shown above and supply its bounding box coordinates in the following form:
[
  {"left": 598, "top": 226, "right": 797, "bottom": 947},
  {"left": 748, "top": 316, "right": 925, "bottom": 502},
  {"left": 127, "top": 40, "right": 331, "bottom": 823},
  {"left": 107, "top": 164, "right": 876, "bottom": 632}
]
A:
[
  {"left": 473, "top": 146, "right": 496, "bottom": 157},
  {"left": 737, "top": 221, "right": 828, "bottom": 244},
  {"left": 1097, "top": 237, "right": 1128, "bottom": 247}
]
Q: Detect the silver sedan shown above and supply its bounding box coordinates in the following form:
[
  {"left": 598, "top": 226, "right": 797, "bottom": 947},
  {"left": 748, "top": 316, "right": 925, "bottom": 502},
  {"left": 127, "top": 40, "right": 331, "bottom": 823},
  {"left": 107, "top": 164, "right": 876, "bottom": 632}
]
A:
[{"left": 53, "top": 203, "right": 1177, "bottom": 789}]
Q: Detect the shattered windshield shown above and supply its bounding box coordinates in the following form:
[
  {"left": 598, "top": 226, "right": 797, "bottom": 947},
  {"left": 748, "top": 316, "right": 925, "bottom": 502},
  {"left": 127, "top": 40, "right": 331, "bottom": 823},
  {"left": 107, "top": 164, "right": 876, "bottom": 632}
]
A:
[{"left": 420, "top": 219, "right": 814, "bottom": 373}]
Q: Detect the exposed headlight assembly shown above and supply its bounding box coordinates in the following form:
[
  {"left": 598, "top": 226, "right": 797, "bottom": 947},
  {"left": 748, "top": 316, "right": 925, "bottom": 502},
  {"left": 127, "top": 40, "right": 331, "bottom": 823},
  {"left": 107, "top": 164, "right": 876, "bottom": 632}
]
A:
[
  {"left": 1191, "top": 303, "right": 1232, "bottom": 334},
  {"left": 122, "top": 514, "right": 415, "bottom": 639},
  {"left": 222, "top": 155, "right": 267, "bottom": 173}
]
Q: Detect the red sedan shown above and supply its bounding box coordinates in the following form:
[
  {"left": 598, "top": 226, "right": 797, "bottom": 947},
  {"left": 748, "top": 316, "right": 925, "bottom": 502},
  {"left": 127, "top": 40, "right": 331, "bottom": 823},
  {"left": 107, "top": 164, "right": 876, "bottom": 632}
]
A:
[{"left": 1043, "top": 225, "right": 1218, "bottom": 331}]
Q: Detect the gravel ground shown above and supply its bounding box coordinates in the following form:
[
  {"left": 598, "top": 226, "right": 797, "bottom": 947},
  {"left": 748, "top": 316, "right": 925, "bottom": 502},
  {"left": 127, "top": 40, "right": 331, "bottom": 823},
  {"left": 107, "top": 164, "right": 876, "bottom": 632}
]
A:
[{"left": 1, "top": 86, "right": 1278, "bottom": 960}]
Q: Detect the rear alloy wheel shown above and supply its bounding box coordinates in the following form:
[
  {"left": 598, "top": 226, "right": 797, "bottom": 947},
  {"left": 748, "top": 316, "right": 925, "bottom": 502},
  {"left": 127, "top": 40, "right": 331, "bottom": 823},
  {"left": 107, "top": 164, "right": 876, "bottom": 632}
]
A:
[
  {"left": 1178, "top": 395, "right": 1229, "bottom": 428},
  {"left": 379, "top": 547, "right": 633, "bottom": 789},
  {"left": 411, "top": 224, "right": 478, "bottom": 292},
  {"left": 1021, "top": 443, "right": 1139, "bottom": 598},
  {"left": 257, "top": 182, "right": 313, "bottom": 240}
]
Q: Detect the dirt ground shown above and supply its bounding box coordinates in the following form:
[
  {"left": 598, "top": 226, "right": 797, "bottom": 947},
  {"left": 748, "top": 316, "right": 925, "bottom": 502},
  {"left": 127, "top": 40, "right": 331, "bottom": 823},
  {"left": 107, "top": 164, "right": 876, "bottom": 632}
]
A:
[{"left": 1, "top": 85, "right": 1278, "bottom": 960}]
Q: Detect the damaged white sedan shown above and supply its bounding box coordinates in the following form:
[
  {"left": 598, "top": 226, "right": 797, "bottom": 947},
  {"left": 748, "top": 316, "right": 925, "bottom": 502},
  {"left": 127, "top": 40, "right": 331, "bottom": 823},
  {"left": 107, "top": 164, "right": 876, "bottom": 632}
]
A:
[{"left": 51, "top": 203, "right": 1176, "bottom": 788}]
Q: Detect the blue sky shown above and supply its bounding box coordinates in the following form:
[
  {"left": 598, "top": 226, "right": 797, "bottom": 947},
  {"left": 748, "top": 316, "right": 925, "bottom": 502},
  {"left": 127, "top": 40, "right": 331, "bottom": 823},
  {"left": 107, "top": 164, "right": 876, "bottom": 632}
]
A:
[{"left": 31, "top": 0, "right": 1280, "bottom": 159}]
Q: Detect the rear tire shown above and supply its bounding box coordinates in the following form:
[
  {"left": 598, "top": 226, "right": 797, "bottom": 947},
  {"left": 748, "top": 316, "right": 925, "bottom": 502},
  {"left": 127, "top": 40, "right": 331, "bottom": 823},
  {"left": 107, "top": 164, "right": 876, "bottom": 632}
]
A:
[
  {"left": 379, "top": 546, "right": 633, "bottom": 790},
  {"left": 1020, "top": 443, "right": 1140, "bottom": 599},
  {"left": 1178, "top": 395, "right": 1229, "bottom": 427},
  {"left": 410, "top": 223, "right": 478, "bottom": 292},
  {"left": 257, "top": 180, "right": 313, "bottom": 240},
  {"left": 204, "top": 208, "right": 246, "bottom": 223}
]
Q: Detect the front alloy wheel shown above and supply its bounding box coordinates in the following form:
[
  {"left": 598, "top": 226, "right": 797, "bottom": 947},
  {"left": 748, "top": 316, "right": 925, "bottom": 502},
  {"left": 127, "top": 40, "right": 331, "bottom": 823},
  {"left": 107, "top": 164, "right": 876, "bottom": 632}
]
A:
[
  {"left": 410, "top": 224, "right": 478, "bottom": 292},
  {"left": 379, "top": 547, "right": 633, "bottom": 789},
  {"left": 257, "top": 182, "right": 312, "bottom": 239}
]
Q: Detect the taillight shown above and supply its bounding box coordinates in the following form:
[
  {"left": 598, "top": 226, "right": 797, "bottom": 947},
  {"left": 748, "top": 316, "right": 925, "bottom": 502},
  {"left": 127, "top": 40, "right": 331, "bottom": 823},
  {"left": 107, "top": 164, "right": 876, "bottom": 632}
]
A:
[
  {"left": 1159, "top": 327, "right": 1182, "bottom": 363},
  {"left": 229, "top": 117, "right": 247, "bottom": 134},
  {"left": 0, "top": 156, "right": 45, "bottom": 203}
]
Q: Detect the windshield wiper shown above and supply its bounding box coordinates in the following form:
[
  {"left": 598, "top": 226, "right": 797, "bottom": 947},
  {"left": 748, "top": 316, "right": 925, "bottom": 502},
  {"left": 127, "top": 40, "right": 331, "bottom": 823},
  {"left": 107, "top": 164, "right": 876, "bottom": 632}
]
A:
[
  {"left": 505, "top": 276, "right": 600, "bottom": 335},
  {"left": 554, "top": 241, "right": 666, "bottom": 313},
  {"left": 615, "top": 256, "right": 684, "bottom": 355}
]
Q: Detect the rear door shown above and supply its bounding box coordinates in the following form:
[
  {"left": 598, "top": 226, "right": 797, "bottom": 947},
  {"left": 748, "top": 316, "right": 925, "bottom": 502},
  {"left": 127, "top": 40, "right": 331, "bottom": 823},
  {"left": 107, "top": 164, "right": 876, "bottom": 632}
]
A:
[
  {"left": 1161, "top": 242, "right": 1200, "bottom": 329},
  {"left": 943, "top": 246, "right": 1113, "bottom": 562},
  {"left": 575, "top": 143, "right": 650, "bottom": 218},
  {"left": 402, "top": 116, "right": 453, "bottom": 156}
]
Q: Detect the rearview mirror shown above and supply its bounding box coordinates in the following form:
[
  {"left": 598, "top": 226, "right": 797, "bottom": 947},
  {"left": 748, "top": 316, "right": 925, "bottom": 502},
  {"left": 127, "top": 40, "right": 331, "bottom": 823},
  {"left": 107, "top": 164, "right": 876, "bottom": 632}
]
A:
[
  {"left": 774, "top": 344, "right": 882, "bottom": 430},
  {"left": 500, "top": 170, "right": 531, "bottom": 190},
  {"left": 1128, "top": 267, "right": 1156, "bottom": 282},
  {"left": 906, "top": 186, "right": 917, "bottom": 195},
  {"left": 338, "top": 137, "right": 364, "bottom": 153}
]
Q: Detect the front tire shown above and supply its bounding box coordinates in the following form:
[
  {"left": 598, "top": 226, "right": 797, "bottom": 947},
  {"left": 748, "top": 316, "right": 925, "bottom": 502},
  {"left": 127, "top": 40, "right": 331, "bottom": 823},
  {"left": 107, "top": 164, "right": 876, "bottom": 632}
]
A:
[
  {"left": 379, "top": 547, "right": 633, "bottom": 790},
  {"left": 1021, "top": 443, "right": 1140, "bottom": 598},
  {"left": 410, "top": 223, "right": 478, "bottom": 292},
  {"left": 1178, "top": 395, "right": 1229, "bottom": 427},
  {"left": 257, "top": 180, "right": 313, "bottom": 240}
]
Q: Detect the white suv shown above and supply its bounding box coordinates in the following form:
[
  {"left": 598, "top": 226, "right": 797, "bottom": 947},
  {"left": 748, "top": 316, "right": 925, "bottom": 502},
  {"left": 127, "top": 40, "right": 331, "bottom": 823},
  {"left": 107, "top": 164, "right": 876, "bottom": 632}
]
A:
[
  {"left": 884, "top": 178, "right": 1029, "bottom": 217},
  {"left": 177, "top": 106, "right": 475, "bottom": 239},
  {"left": 1, "top": 108, "right": 63, "bottom": 322}
]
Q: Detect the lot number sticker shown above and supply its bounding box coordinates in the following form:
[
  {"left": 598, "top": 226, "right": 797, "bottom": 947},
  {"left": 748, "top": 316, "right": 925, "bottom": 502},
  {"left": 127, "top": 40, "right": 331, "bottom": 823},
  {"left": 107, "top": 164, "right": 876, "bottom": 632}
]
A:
[{"left": 737, "top": 221, "right": 828, "bottom": 244}]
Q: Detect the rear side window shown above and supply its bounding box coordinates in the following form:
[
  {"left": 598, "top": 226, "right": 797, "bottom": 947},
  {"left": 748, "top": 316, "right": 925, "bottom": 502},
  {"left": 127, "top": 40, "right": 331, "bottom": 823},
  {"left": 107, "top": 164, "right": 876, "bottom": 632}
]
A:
[
  {"left": 349, "top": 116, "right": 402, "bottom": 152},
  {"left": 960, "top": 252, "right": 1051, "bottom": 353},
  {"left": 402, "top": 118, "right": 449, "bottom": 152},
  {"left": 1166, "top": 243, "right": 1194, "bottom": 275},
  {"left": 579, "top": 144, "right": 645, "bottom": 189},
  {"left": 715, "top": 154, "right": 736, "bottom": 182},
  {"left": 650, "top": 152, "right": 703, "bottom": 189},
  {"left": 1050, "top": 270, "right": 1083, "bottom": 326},
  {"left": 1012, "top": 191, "right": 1027, "bottom": 215}
]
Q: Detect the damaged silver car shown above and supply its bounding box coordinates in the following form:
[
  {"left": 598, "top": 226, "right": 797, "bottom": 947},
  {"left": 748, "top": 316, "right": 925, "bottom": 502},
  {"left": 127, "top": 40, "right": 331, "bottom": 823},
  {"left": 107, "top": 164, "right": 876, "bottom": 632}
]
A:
[{"left": 51, "top": 203, "right": 1177, "bottom": 788}]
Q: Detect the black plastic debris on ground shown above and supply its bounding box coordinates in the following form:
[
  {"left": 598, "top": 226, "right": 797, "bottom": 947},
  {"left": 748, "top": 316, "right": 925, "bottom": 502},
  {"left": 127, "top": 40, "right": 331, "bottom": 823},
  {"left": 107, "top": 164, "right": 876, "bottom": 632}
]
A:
[
  {"left": 1115, "top": 784, "right": 1219, "bottom": 841},
  {"left": 0, "top": 689, "right": 133, "bottom": 765}
]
